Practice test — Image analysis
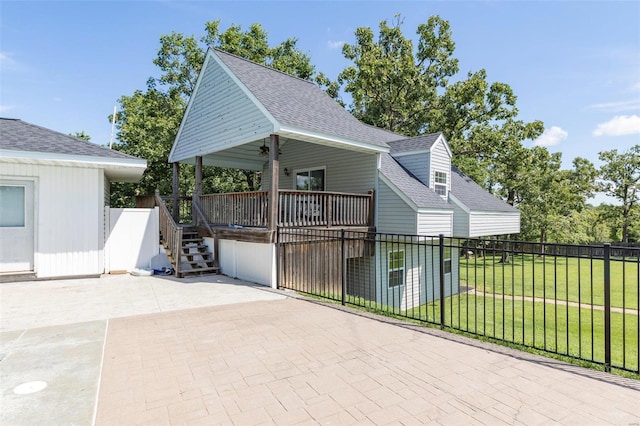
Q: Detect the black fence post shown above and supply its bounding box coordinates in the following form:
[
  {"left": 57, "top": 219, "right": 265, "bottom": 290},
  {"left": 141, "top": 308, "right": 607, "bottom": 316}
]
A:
[
  {"left": 439, "top": 234, "right": 446, "bottom": 329},
  {"left": 341, "top": 229, "right": 346, "bottom": 306},
  {"left": 603, "top": 243, "right": 611, "bottom": 372},
  {"left": 275, "top": 226, "right": 281, "bottom": 290}
]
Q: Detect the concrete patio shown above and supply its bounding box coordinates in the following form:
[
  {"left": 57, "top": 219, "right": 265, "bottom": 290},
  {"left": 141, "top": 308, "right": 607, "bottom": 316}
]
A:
[{"left": 1, "top": 274, "right": 638, "bottom": 425}]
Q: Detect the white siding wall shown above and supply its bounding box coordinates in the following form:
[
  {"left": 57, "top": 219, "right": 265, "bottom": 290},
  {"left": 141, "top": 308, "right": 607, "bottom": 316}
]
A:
[
  {"left": 417, "top": 210, "right": 453, "bottom": 236},
  {"left": 377, "top": 180, "right": 417, "bottom": 234},
  {"left": 469, "top": 212, "right": 520, "bottom": 237},
  {"left": 218, "top": 239, "right": 274, "bottom": 287},
  {"left": 429, "top": 141, "right": 451, "bottom": 194},
  {"left": 171, "top": 54, "right": 274, "bottom": 162},
  {"left": 0, "top": 162, "right": 103, "bottom": 278},
  {"left": 375, "top": 239, "right": 460, "bottom": 311},
  {"left": 261, "top": 140, "right": 377, "bottom": 193},
  {"left": 451, "top": 202, "right": 470, "bottom": 237},
  {"left": 394, "top": 152, "right": 430, "bottom": 185}
]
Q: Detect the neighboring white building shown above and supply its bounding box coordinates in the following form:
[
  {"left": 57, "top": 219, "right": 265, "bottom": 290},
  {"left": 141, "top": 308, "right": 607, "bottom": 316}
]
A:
[{"left": 0, "top": 118, "right": 147, "bottom": 280}]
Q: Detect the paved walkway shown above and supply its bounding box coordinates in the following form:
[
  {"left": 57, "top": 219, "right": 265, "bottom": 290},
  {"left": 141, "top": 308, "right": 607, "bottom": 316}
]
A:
[
  {"left": 96, "top": 298, "right": 639, "bottom": 425},
  {"left": 1, "top": 274, "right": 639, "bottom": 425}
]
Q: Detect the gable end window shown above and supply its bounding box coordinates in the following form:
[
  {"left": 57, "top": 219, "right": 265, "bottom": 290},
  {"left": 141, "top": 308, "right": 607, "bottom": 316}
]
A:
[{"left": 434, "top": 171, "right": 447, "bottom": 197}]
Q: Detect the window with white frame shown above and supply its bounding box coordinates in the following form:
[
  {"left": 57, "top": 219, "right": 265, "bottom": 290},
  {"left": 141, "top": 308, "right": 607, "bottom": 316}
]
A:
[
  {"left": 444, "top": 246, "right": 452, "bottom": 274},
  {"left": 295, "top": 167, "right": 325, "bottom": 191},
  {"left": 434, "top": 171, "right": 447, "bottom": 197},
  {"left": 388, "top": 249, "right": 404, "bottom": 288}
]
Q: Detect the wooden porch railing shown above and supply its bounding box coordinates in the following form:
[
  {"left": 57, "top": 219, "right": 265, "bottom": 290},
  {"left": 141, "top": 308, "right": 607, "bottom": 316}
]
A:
[
  {"left": 197, "top": 190, "right": 373, "bottom": 228},
  {"left": 154, "top": 191, "right": 182, "bottom": 277},
  {"left": 199, "top": 191, "right": 269, "bottom": 227}
]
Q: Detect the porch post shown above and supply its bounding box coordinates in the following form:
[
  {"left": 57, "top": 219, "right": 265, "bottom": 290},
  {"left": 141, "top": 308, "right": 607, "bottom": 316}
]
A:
[
  {"left": 268, "top": 134, "right": 280, "bottom": 231},
  {"left": 193, "top": 156, "right": 203, "bottom": 225},
  {"left": 172, "top": 161, "right": 180, "bottom": 223},
  {"left": 194, "top": 156, "right": 203, "bottom": 197}
]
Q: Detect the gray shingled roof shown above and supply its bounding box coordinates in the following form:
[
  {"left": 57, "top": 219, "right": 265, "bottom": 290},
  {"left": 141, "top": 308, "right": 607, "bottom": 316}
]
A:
[
  {"left": 214, "top": 49, "right": 403, "bottom": 147},
  {"left": 387, "top": 132, "right": 443, "bottom": 154},
  {"left": 379, "top": 154, "right": 451, "bottom": 209},
  {"left": 0, "top": 118, "right": 141, "bottom": 160},
  {"left": 450, "top": 166, "right": 518, "bottom": 212}
]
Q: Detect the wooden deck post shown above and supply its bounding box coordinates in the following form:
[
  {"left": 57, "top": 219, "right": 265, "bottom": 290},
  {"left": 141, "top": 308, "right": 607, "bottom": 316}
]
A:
[
  {"left": 172, "top": 161, "right": 180, "bottom": 223},
  {"left": 268, "top": 134, "right": 280, "bottom": 231},
  {"left": 193, "top": 156, "right": 203, "bottom": 225}
]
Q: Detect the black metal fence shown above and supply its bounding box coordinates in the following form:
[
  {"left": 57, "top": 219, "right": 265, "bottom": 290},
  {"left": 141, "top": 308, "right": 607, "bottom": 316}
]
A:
[{"left": 276, "top": 227, "right": 640, "bottom": 374}]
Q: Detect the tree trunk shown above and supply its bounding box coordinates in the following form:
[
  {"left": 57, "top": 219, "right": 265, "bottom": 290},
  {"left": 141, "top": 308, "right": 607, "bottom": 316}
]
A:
[{"left": 499, "top": 236, "right": 511, "bottom": 263}]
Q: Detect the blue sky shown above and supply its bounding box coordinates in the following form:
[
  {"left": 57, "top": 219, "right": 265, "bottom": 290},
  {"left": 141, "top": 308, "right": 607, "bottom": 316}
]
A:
[{"left": 2, "top": 1, "right": 639, "bottom": 203}]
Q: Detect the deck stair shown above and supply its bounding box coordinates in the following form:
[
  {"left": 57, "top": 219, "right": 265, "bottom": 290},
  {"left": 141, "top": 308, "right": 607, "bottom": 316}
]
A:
[{"left": 165, "top": 227, "right": 219, "bottom": 278}]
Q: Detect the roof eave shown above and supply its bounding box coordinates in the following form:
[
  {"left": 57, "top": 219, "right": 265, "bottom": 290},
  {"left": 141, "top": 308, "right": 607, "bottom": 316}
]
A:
[{"left": 279, "top": 126, "right": 389, "bottom": 154}]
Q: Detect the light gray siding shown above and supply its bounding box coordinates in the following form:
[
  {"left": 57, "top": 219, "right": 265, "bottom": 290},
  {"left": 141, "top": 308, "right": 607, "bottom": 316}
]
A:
[
  {"left": 469, "top": 212, "right": 520, "bottom": 237},
  {"left": 376, "top": 239, "right": 460, "bottom": 311},
  {"left": 393, "top": 152, "right": 430, "bottom": 185},
  {"left": 377, "top": 179, "right": 417, "bottom": 234},
  {"left": 262, "top": 140, "right": 377, "bottom": 193},
  {"left": 429, "top": 140, "right": 451, "bottom": 194},
  {"left": 170, "top": 54, "right": 275, "bottom": 162},
  {"left": 417, "top": 210, "right": 453, "bottom": 236},
  {"left": 451, "top": 202, "right": 469, "bottom": 237}
]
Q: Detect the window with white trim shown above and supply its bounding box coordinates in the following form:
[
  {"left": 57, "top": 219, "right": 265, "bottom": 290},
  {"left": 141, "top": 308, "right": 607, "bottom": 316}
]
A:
[
  {"left": 444, "top": 246, "right": 452, "bottom": 274},
  {"left": 388, "top": 249, "right": 404, "bottom": 288},
  {"left": 295, "top": 167, "right": 325, "bottom": 191},
  {"left": 434, "top": 171, "right": 447, "bottom": 197}
]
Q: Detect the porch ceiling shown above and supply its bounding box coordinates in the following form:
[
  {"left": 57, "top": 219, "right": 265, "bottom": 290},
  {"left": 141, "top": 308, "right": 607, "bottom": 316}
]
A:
[{"left": 177, "top": 132, "right": 388, "bottom": 170}]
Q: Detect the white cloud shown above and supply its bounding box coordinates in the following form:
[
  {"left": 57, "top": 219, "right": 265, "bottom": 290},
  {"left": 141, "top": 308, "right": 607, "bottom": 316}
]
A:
[
  {"left": 0, "top": 104, "right": 15, "bottom": 113},
  {"left": 592, "top": 115, "right": 640, "bottom": 136},
  {"left": 327, "top": 40, "right": 344, "bottom": 49},
  {"left": 533, "top": 126, "right": 568, "bottom": 147},
  {"left": 590, "top": 99, "right": 640, "bottom": 113}
]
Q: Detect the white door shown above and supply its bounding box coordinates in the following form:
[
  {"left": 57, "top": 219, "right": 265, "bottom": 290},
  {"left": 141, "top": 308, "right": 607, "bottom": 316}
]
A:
[{"left": 0, "top": 180, "right": 34, "bottom": 272}]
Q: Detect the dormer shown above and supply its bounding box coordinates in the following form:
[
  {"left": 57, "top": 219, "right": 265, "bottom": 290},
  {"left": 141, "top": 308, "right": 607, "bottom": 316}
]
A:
[{"left": 387, "top": 132, "right": 452, "bottom": 199}]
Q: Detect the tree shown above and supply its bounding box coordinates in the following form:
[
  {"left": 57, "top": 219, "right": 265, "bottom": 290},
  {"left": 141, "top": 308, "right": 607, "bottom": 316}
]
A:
[
  {"left": 517, "top": 150, "right": 596, "bottom": 243},
  {"left": 70, "top": 131, "right": 91, "bottom": 141},
  {"left": 598, "top": 145, "right": 640, "bottom": 242},
  {"left": 111, "top": 21, "right": 321, "bottom": 206}
]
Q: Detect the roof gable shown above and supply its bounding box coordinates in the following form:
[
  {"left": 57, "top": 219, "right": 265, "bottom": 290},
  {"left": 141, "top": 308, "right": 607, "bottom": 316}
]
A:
[
  {"left": 387, "top": 132, "right": 451, "bottom": 158},
  {"left": 213, "top": 49, "right": 401, "bottom": 148},
  {"left": 379, "top": 153, "right": 451, "bottom": 210}
]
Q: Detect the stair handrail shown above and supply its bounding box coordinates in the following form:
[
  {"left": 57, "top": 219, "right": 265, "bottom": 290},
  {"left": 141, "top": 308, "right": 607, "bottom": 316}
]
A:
[
  {"left": 154, "top": 190, "right": 181, "bottom": 277},
  {"left": 192, "top": 198, "right": 217, "bottom": 265}
]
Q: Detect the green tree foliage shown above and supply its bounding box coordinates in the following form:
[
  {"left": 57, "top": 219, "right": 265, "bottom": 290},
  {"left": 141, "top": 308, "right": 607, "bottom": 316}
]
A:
[
  {"left": 338, "top": 14, "right": 609, "bottom": 243},
  {"left": 70, "top": 131, "right": 91, "bottom": 141},
  {"left": 598, "top": 145, "right": 640, "bottom": 243},
  {"left": 111, "top": 21, "right": 319, "bottom": 206}
]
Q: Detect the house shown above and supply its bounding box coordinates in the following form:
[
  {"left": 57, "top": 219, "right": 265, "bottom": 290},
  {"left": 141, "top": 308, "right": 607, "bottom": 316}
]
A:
[
  {"left": 0, "top": 118, "right": 147, "bottom": 280},
  {"left": 165, "top": 48, "right": 519, "bottom": 308}
]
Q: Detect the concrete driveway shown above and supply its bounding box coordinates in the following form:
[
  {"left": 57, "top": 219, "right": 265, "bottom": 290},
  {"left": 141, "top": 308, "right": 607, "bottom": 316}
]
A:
[
  {"left": 0, "top": 274, "right": 285, "bottom": 425},
  {"left": 1, "top": 274, "right": 639, "bottom": 425}
]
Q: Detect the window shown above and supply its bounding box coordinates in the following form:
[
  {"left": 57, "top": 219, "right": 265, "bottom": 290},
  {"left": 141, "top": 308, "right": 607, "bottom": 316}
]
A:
[
  {"left": 388, "top": 249, "right": 404, "bottom": 288},
  {"left": 444, "top": 246, "right": 452, "bottom": 274},
  {"left": 0, "top": 185, "right": 26, "bottom": 227},
  {"left": 434, "top": 171, "right": 447, "bottom": 197},
  {"left": 295, "top": 167, "right": 325, "bottom": 191}
]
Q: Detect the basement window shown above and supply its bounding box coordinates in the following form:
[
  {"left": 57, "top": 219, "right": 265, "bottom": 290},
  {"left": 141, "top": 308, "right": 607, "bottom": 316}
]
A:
[{"left": 388, "top": 249, "right": 405, "bottom": 288}]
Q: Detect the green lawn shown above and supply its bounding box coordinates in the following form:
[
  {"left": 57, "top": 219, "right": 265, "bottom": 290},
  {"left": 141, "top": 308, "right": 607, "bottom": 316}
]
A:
[
  {"left": 404, "top": 293, "right": 639, "bottom": 373},
  {"left": 460, "top": 254, "right": 639, "bottom": 309}
]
